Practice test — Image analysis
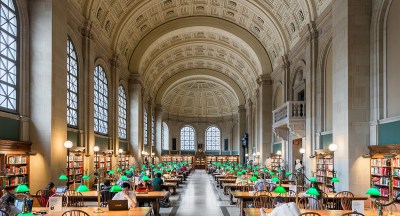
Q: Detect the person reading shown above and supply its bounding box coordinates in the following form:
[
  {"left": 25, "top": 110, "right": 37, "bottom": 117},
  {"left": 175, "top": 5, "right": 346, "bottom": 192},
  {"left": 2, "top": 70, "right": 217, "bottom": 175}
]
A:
[
  {"left": 112, "top": 182, "right": 137, "bottom": 209},
  {"left": 260, "top": 196, "right": 300, "bottom": 216},
  {"left": 40, "top": 182, "right": 56, "bottom": 207}
]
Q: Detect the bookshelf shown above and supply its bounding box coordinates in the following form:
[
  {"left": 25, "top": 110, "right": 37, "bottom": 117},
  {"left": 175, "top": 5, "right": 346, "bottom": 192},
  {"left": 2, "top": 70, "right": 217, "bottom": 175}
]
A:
[
  {"left": 66, "top": 150, "right": 84, "bottom": 184},
  {"left": 270, "top": 153, "right": 281, "bottom": 172},
  {"left": 161, "top": 155, "right": 194, "bottom": 163},
  {"left": 0, "top": 140, "right": 32, "bottom": 191},
  {"left": 205, "top": 155, "right": 239, "bottom": 164},
  {"left": 368, "top": 144, "right": 400, "bottom": 201},
  {"left": 315, "top": 149, "right": 334, "bottom": 192},
  {"left": 117, "top": 155, "right": 129, "bottom": 170}
]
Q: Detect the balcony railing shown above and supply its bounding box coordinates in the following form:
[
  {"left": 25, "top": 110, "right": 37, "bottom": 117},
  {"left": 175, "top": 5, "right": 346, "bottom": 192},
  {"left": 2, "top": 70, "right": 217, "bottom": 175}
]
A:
[{"left": 273, "top": 101, "right": 306, "bottom": 128}]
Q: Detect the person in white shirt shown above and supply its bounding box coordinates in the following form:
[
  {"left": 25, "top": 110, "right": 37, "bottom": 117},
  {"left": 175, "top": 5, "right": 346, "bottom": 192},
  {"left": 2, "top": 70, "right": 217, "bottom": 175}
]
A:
[
  {"left": 112, "top": 182, "right": 137, "bottom": 209},
  {"left": 260, "top": 196, "right": 300, "bottom": 216}
]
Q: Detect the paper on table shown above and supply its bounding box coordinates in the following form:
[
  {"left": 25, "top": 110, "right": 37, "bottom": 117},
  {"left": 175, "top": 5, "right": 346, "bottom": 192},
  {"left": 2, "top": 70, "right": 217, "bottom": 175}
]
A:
[
  {"left": 352, "top": 200, "right": 364, "bottom": 214},
  {"left": 49, "top": 196, "right": 63, "bottom": 212}
]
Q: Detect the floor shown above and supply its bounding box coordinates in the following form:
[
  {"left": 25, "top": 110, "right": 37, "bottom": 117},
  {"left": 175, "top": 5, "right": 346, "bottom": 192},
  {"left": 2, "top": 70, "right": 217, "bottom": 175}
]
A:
[{"left": 159, "top": 170, "right": 240, "bottom": 216}]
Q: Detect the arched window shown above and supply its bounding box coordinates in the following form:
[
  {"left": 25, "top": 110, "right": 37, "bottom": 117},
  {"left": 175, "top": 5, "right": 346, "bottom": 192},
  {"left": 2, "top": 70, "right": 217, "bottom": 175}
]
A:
[
  {"left": 67, "top": 38, "right": 78, "bottom": 126},
  {"left": 0, "top": 0, "right": 18, "bottom": 112},
  {"left": 161, "top": 122, "right": 169, "bottom": 150},
  {"left": 94, "top": 65, "right": 108, "bottom": 134},
  {"left": 180, "top": 125, "right": 195, "bottom": 150},
  {"left": 118, "top": 85, "right": 127, "bottom": 139},
  {"left": 206, "top": 126, "right": 221, "bottom": 151},
  {"left": 151, "top": 113, "right": 155, "bottom": 146},
  {"left": 143, "top": 108, "right": 148, "bottom": 145}
]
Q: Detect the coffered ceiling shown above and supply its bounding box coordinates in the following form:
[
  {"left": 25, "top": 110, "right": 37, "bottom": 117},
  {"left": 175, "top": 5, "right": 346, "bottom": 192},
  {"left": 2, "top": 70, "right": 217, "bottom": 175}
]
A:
[{"left": 70, "top": 0, "right": 332, "bottom": 118}]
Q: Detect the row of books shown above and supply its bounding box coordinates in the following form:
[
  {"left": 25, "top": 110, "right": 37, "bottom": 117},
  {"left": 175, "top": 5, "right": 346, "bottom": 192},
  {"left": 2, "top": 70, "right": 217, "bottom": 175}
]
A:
[
  {"left": 394, "top": 179, "right": 400, "bottom": 187},
  {"left": 67, "top": 161, "right": 83, "bottom": 167},
  {"left": 371, "top": 158, "right": 391, "bottom": 166},
  {"left": 98, "top": 163, "right": 111, "bottom": 168},
  {"left": 317, "top": 164, "right": 333, "bottom": 171},
  {"left": 375, "top": 177, "right": 390, "bottom": 185},
  {"left": 393, "top": 158, "right": 400, "bottom": 167},
  {"left": 66, "top": 168, "right": 83, "bottom": 175},
  {"left": 6, "top": 156, "right": 28, "bottom": 164},
  {"left": 317, "top": 158, "right": 333, "bottom": 164},
  {"left": 394, "top": 168, "right": 400, "bottom": 176},
  {"left": 6, "top": 166, "right": 27, "bottom": 175},
  {"left": 67, "top": 155, "right": 83, "bottom": 161},
  {"left": 371, "top": 167, "right": 391, "bottom": 176},
  {"left": 5, "top": 176, "right": 27, "bottom": 187},
  {"left": 94, "top": 157, "right": 111, "bottom": 162}
]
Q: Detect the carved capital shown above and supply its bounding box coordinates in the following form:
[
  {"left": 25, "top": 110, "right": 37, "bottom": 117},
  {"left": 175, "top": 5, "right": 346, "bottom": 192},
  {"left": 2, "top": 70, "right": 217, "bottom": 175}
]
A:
[{"left": 81, "top": 20, "right": 93, "bottom": 39}]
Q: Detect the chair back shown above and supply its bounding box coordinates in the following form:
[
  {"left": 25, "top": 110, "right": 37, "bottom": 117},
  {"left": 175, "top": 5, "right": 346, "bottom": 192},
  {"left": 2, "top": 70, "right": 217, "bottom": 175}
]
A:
[
  {"left": 65, "top": 190, "right": 84, "bottom": 207},
  {"left": 298, "top": 197, "right": 323, "bottom": 210},
  {"left": 0, "top": 209, "right": 9, "bottom": 216},
  {"left": 61, "top": 210, "right": 90, "bottom": 216},
  {"left": 341, "top": 197, "right": 352, "bottom": 210},
  {"left": 100, "top": 190, "right": 114, "bottom": 207},
  {"left": 335, "top": 191, "right": 354, "bottom": 198},
  {"left": 340, "top": 211, "right": 365, "bottom": 216},
  {"left": 36, "top": 189, "right": 50, "bottom": 207},
  {"left": 299, "top": 212, "right": 321, "bottom": 216},
  {"left": 253, "top": 191, "right": 274, "bottom": 208}
]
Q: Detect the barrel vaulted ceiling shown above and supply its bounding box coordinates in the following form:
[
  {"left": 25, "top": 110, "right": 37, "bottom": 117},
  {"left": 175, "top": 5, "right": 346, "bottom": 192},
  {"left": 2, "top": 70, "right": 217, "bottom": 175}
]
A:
[{"left": 71, "top": 0, "right": 332, "bottom": 118}]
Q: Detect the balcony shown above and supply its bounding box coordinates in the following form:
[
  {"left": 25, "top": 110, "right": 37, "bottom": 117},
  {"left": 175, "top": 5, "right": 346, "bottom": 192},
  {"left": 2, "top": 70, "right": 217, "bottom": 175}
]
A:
[{"left": 272, "top": 101, "right": 306, "bottom": 139}]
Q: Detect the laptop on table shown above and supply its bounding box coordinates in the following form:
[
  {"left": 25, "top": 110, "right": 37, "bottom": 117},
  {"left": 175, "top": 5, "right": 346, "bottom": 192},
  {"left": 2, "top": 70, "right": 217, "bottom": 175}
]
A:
[{"left": 108, "top": 200, "right": 129, "bottom": 211}]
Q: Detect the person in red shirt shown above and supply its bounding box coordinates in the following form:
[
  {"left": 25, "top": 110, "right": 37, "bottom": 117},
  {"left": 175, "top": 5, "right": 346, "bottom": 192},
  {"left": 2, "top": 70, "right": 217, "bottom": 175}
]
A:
[{"left": 40, "top": 182, "right": 56, "bottom": 207}]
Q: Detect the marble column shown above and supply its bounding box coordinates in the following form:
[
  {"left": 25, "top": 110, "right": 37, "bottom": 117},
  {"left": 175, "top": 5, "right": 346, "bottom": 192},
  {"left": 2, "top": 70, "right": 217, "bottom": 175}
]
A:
[
  {"left": 155, "top": 105, "right": 163, "bottom": 159},
  {"left": 238, "top": 105, "right": 246, "bottom": 164},
  {"left": 129, "top": 75, "right": 143, "bottom": 163},
  {"left": 258, "top": 75, "right": 273, "bottom": 165},
  {"left": 110, "top": 55, "right": 119, "bottom": 155},
  {"left": 332, "top": 0, "right": 371, "bottom": 194}
]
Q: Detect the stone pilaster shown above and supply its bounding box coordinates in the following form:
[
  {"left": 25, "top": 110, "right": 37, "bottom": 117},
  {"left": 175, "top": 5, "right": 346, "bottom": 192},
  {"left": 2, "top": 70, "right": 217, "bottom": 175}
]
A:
[{"left": 129, "top": 75, "right": 143, "bottom": 163}]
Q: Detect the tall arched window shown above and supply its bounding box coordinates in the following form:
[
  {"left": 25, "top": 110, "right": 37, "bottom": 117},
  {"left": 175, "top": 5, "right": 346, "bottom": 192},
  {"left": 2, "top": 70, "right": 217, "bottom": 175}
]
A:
[
  {"left": 151, "top": 113, "right": 155, "bottom": 146},
  {"left": 0, "top": 0, "right": 18, "bottom": 112},
  {"left": 67, "top": 38, "right": 78, "bottom": 126},
  {"left": 206, "top": 126, "right": 221, "bottom": 151},
  {"left": 118, "top": 85, "right": 127, "bottom": 139},
  {"left": 143, "top": 108, "right": 148, "bottom": 145},
  {"left": 94, "top": 65, "right": 108, "bottom": 134},
  {"left": 162, "top": 122, "right": 169, "bottom": 150},
  {"left": 180, "top": 125, "right": 195, "bottom": 150}
]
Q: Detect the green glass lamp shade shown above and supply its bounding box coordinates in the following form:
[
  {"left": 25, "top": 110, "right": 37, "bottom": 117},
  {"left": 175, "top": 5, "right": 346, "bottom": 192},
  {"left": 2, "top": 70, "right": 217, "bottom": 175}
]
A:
[
  {"left": 247, "top": 165, "right": 251, "bottom": 169},
  {"left": 120, "top": 175, "right": 129, "bottom": 181},
  {"left": 237, "top": 172, "right": 243, "bottom": 176},
  {"left": 142, "top": 176, "right": 150, "bottom": 181},
  {"left": 76, "top": 184, "right": 90, "bottom": 193},
  {"left": 59, "top": 174, "right": 68, "bottom": 181},
  {"left": 125, "top": 170, "right": 131, "bottom": 175},
  {"left": 286, "top": 172, "right": 291, "bottom": 177},
  {"left": 17, "top": 212, "right": 35, "bottom": 216},
  {"left": 269, "top": 171, "right": 275, "bottom": 176},
  {"left": 234, "top": 167, "right": 238, "bottom": 171},
  {"left": 271, "top": 177, "right": 280, "bottom": 183},
  {"left": 331, "top": 177, "right": 340, "bottom": 183},
  {"left": 274, "top": 186, "right": 286, "bottom": 194},
  {"left": 253, "top": 171, "right": 259, "bottom": 176},
  {"left": 306, "top": 187, "right": 320, "bottom": 196},
  {"left": 366, "top": 187, "right": 381, "bottom": 196},
  {"left": 229, "top": 170, "right": 234, "bottom": 173},
  {"left": 117, "top": 168, "right": 122, "bottom": 172},
  {"left": 82, "top": 175, "right": 90, "bottom": 180},
  {"left": 255, "top": 165, "right": 259, "bottom": 170},
  {"left": 241, "top": 169, "right": 247, "bottom": 173},
  {"left": 250, "top": 176, "right": 258, "bottom": 182},
  {"left": 238, "top": 164, "right": 242, "bottom": 168},
  {"left": 141, "top": 171, "right": 146, "bottom": 175},
  {"left": 166, "top": 169, "right": 171, "bottom": 172},
  {"left": 110, "top": 184, "right": 122, "bottom": 192},
  {"left": 14, "top": 184, "right": 30, "bottom": 193},
  {"left": 142, "top": 165, "right": 146, "bottom": 169},
  {"left": 108, "top": 170, "right": 115, "bottom": 175},
  {"left": 309, "top": 177, "right": 318, "bottom": 182}
]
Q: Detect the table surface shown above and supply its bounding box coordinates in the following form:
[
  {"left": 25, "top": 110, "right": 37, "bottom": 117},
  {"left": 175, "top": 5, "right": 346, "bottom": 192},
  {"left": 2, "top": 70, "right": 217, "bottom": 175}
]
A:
[
  {"left": 32, "top": 206, "right": 152, "bottom": 216},
  {"left": 244, "top": 208, "right": 400, "bottom": 216},
  {"left": 80, "top": 190, "right": 167, "bottom": 198},
  {"left": 231, "top": 191, "right": 368, "bottom": 200}
]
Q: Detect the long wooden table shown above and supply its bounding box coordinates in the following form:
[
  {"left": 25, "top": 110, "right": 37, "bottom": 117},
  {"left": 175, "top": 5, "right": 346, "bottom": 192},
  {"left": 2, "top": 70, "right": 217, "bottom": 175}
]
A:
[
  {"left": 244, "top": 208, "right": 400, "bottom": 216},
  {"left": 232, "top": 191, "right": 369, "bottom": 216},
  {"left": 79, "top": 191, "right": 167, "bottom": 216},
  {"left": 32, "top": 206, "right": 152, "bottom": 215}
]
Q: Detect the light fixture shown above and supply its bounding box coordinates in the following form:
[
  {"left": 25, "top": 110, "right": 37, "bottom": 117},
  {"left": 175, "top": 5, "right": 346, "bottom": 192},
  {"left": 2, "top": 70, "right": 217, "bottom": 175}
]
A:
[
  {"left": 329, "top": 143, "right": 338, "bottom": 152},
  {"left": 306, "top": 187, "right": 320, "bottom": 196},
  {"left": 93, "top": 145, "right": 100, "bottom": 152},
  {"left": 93, "top": 145, "right": 103, "bottom": 213},
  {"left": 366, "top": 187, "right": 380, "bottom": 196},
  {"left": 58, "top": 174, "right": 68, "bottom": 181},
  {"left": 299, "top": 148, "right": 306, "bottom": 154},
  {"left": 118, "top": 149, "right": 123, "bottom": 154},
  {"left": 276, "top": 150, "right": 282, "bottom": 155},
  {"left": 245, "top": 153, "right": 249, "bottom": 157},
  {"left": 14, "top": 184, "right": 30, "bottom": 193},
  {"left": 274, "top": 186, "right": 287, "bottom": 194},
  {"left": 110, "top": 184, "right": 122, "bottom": 192},
  {"left": 64, "top": 140, "right": 73, "bottom": 149}
]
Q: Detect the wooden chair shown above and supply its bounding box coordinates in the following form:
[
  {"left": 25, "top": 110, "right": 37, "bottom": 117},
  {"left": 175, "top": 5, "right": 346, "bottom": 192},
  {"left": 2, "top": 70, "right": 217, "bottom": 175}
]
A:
[
  {"left": 298, "top": 197, "right": 323, "bottom": 210},
  {"left": 330, "top": 191, "right": 354, "bottom": 210},
  {"left": 299, "top": 212, "right": 321, "bottom": 216},
  {"left": 100, "top": 190, "right": 114, "bottom": 207},
  {"left": 341, "top": 197, "right": 352, "bottom": 210},
  {"left": 0, "top": 210, "right": 9, "bottom": 216},
  {"left": 253, "top": 191, "right": 274, "bottom": 208},
  {"left": 340, "top": 212, "right": 364, "bottom": 216},
  {"left": 61, "top": 210, "right": 90, "bottom": 216},
  {"left": 65, "top": 190, "right": 84, "bottom": 207},
  {"left": 335, "top": 191, "right": 354, "bottom": 198},
  {"left": 35, "top": 189, "right": 47, "bottom": 207}
]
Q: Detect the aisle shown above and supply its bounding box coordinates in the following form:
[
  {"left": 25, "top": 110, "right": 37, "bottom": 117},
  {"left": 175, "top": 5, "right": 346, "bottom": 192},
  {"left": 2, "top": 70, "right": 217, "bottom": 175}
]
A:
[{"left": 174, "top": 170, "right": 225, "bottom": 216}]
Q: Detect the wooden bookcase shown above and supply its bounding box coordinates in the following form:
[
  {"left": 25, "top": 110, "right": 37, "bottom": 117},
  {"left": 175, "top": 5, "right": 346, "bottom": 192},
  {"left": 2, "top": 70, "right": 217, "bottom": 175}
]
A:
[
  {"left": 0, "top": 140, "right": 31, "bottom": 191},
  {"left": 205, "top": 155, "right": 239, "bottom": 164},
  {"left": 66, "top": 149, "right": 84, "bottom": 184},
  {"left": 315, "top": 150, "right": 334, "bottom": 192},
  {"left": 117, "top": 155, "right": 129, "bottom": 170},
  {"left": 369, "top": 144, "right": 400, "bottom": 201},
  {"left": 161, "top": 155, "right": 194, "bottom": 163},
  {"left": 94, "top": 150, "right": 113, "bottom": 178},
  {"left": 270, "top": 153, "right": 282, "bottom": 171}
]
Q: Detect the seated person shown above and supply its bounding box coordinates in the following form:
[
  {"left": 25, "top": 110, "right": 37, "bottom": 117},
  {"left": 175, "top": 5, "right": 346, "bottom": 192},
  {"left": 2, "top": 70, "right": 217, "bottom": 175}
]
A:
[
  {"left": 260, "top": 196, "right": 300, "bottom": 216},
  {"left": 136, "top": 179, "right": 153, "bottom": 192},
  {"left": 112, "top": 182, "right": 137, "bottom": 209},
  {"left": 101, "top": 180, "right": 112, "bottom": 191},
  {"left": 253, "top": 173, "right": 266, "bottom": 191},
  {"left": 235, "top": 173, "right": 248, "bottom": 183},
  {"left": 40, "top": 182, "right": 56, "bottom": 207},
  {"left": 152, "top": 173, "right": 171, "bottom": 208}
]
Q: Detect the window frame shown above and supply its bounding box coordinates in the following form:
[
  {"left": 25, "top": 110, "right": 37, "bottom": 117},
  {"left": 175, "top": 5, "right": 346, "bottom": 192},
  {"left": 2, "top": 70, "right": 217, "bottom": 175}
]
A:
[
  {"left": 180, "top": 125, "right": 195, "bottom": 151},
  {"left": 205, "top": 126, "right": 221, "bottom": 151},
  {"left": 93, "top": 65, "right": 109, "bottom": 135}
]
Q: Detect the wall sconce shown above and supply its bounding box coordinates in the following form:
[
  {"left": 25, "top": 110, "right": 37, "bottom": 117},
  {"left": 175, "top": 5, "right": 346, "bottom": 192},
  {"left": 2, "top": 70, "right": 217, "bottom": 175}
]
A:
[{"left": 299, "top": 148, "right": 306, "bottom": 154}]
